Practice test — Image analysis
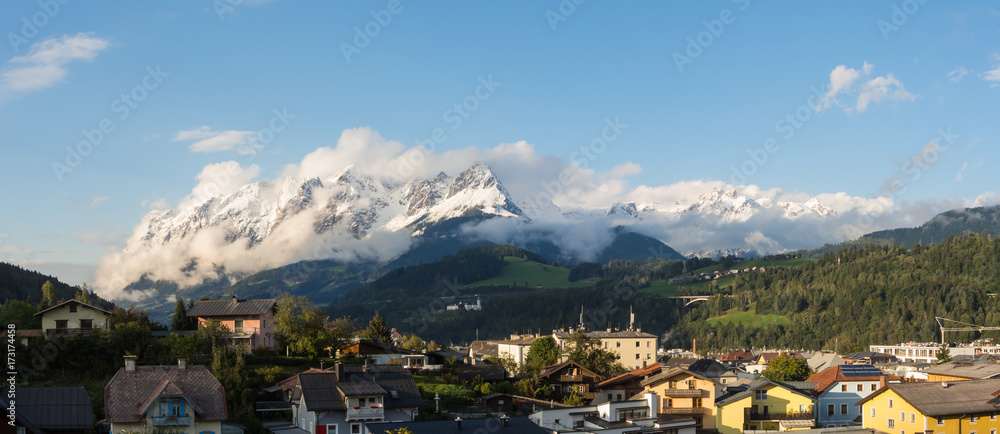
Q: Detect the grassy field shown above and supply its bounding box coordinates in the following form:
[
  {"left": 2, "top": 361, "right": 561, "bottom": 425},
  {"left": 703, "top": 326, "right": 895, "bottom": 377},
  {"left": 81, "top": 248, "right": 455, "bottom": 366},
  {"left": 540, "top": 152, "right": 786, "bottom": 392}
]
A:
[
  {"left": 468, "top": 256, "right": 594, "bottom": 288},
  {"left": 706, "top": 307, "right": 789, "bottom": 327},
  {"left": 639, "top": 274, "right": 736, "bottom": 297}
]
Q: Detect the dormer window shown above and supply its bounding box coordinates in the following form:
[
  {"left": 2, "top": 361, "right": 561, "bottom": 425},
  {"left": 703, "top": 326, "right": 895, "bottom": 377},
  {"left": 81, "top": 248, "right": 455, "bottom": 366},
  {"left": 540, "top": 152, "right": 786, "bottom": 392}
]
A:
[{"left": 69, "top": 304, "right": 77, "bottom": 313}]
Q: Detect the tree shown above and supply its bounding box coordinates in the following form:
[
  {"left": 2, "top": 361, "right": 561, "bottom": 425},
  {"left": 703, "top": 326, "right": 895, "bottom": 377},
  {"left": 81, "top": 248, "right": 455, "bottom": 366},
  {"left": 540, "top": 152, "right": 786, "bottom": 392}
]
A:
[
  {"left": 0, "top": 300, "right": 40, "bottom": 329},
  {"left": 171, "top": 297, "right": 191, "bottom": 331},
  {"left": 40, "top": 280, "right": 57, "bottom": 309},
  {"left": 274, "top": 293, "right": 338, "bottom": 357},
  {"left": 561, "top": 390, "right": 586, "bottom": 406},
  {"left": 565, "top": 330, "right": 626, "bottom": 381},
  {"left": 936, "top": 343, "right": 952, "bottom": 364},
  {"left": 74, "top": 283, "right": 91, "bottom": 305},
  {"left": 760, "top": 354, "right": 812, "bottom": 382},
  {"left": 523, "top": 336, "right": 561, "bottom": 375},
  {"left": 360, "top": 312, "right": 393, "bottom": 345},
  {"left": 398, "top": 333, "right": 425, "bottom": 351}
]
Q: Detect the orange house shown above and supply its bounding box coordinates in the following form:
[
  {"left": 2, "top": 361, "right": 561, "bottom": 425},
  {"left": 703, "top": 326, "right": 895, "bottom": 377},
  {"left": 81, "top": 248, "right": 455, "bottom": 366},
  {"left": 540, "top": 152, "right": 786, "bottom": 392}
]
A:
[{"left": 188, "top": 296, "right": 278, "bottom": 352}]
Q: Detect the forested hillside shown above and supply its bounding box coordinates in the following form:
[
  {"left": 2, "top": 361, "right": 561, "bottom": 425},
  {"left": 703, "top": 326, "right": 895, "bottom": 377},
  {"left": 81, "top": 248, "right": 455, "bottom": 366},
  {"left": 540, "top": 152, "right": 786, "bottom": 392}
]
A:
[
  {"left": 0, "top": 262, "right": 111, "bottom": 307},
  {"left": 676, "top": 233, "right": 1000, "bottom": 352}
]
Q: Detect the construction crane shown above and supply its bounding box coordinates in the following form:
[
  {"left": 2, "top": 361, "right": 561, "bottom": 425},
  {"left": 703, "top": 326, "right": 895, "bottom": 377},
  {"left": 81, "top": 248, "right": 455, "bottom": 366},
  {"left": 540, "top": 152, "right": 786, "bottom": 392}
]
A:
[{"left": 935, "top": 317, "right": 1000, "bottom": 344}]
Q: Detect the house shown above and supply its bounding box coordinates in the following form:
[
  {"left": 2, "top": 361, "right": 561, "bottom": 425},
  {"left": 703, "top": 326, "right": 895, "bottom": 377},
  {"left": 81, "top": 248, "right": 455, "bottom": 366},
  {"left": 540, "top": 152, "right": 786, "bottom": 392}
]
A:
[
  {"left": 804, "top": 351, "right": 846, "bottom": 373},
  {"left": 715, "top": 378, "right": 817, "bottom": 433},
  {"left": 869, "top": 342, "right": 978, "bottom": 364},
  {"left": 33, "top": 300, "right": 111, "bottom": 336},
  {"left": 105, "top": 356, "right": 242, "bottom": 434},
  {"left": 369, "top": 415, "right": 546, "bottom": 434},
  {"left": 717, "top": 349, "right": 756, "bottom": 370},
  {"left": 856, "top": 378, "right": 1000, "bottom": 433},
  {"left": 552, "top": 328, "right": 658, "bottom": 371},
  {"left": 842, "top": 352, "right": 896, "bottom": 365},
  {"left": 529, "top": 392, "right": 696, "bottom": 433},
  {"left": 0, "top": 387, "right": 92, "bottom": 434},
  {"left": 921, "top": 360, "right": 1000, "bottom": 381},
  {"left": 807, "top": 365, "right": 896, "bottom": 428},
  {"left": 339, "top": 339, "right": 418, "bottom": 366},
  {"left": 497, "top": 334, "right": 537, "bottom": 367},
  {"left": 467, "top": 340, "right": 499, "bottom": 362},
  {"left": 187, "top": 296, "right": 278, "bottom": 352},
  {"left": 593, "top": 363, "right": 663, "bottom": 404},
  {"left": 538, "top": 360, "right": 600, "bottom": 401},
  {"left": 287, "top": 364, "right": 423, "bottom": 434},
  {"left": 639, "top": 367, "right": 723, "bottom": 430}
]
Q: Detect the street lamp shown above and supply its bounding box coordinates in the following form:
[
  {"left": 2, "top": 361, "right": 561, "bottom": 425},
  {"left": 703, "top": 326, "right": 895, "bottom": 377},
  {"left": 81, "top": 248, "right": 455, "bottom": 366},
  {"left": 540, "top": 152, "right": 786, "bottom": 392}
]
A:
[{"left": 435, "top": 393, "right": 441, "bottom": 413}]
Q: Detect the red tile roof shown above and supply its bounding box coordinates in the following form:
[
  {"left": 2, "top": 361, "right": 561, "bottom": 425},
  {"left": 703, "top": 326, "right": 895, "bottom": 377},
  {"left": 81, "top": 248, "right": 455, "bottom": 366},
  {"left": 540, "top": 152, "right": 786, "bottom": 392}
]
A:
[
  {"left": 105, "top": 365, "right": 227, "bottom": 423},
  {"left": 597, "top": 363, "right": 662, "bottom": 388},
  {"left": 806, "top": 365, "right": 894, "bottom": 395}
]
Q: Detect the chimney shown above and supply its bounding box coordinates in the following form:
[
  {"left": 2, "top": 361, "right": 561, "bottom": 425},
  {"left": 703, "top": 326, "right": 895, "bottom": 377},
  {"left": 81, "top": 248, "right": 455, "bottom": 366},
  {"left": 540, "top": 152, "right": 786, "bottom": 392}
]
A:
[
  {"left": 177, "top": 358, "right": 186, "bottom": 370},
  {"left": 693, "top": 339, "right": 697, "bottom": 354},
  {"left": 334, "top": 363, "right": 344, "bottom": 381},
  {"left": 231, "top": 295, "right": 238, "bottom": 304},
  {"left": 124, "top": 355, "right": 137, "bottom": 372},
  {"left": 455, "top": 417, "right": 462, "bottom": 430},
  {"left": 942, "top": 382, "right": 950, "bottom": 388}
]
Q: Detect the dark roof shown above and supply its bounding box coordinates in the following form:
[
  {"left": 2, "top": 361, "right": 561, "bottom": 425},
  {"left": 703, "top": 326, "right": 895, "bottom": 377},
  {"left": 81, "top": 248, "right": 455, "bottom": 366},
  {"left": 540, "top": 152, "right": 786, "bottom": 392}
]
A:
[
  {"left": 808, "top": 365, "right": 888, "bottom": 395},
  {"left": 0, "top": 387, "right": 93, "bottom": 430},
  {"left": 688, "top": 359, "right": 728, "bottom": 377},
  {"left": 296, "top": 365, "right": 423, "bottom": 411},
  {"left": 456, "top": 362, "right": 506, "bottom": 382},
  {"left": 716, "top": 378, "right": 816, "bottom": 407},
  {"left": 105, "top": 365, "right": 227, "bottom": 423},
  {"left": 368, "top": 416, "right": 548, "bottom": 434},
  {"left": 34, "top": 299, "right": 111, "bottom": 317},
  {"left": 187, "top": 298, "right": 276, "bottom": 317},
  {"left": 856, "top": 379, "right": 1000, "bottom": 416},
  {"left": 538, "top": 360, "right": 598, "bottom": 380},
  {"left": 553, "top": 330, "right": 657, "bottom": 339},
  {"left": 639, "top": 367, "right": 721, "bottom": 388},
  {"left": 597, "top": 363, "right": 663, "bottom": 388},
  {"left": 922, "top": 361, "right": 1000, "bottom": 380},
  {"left": 468, "top": 340, "right": 499, "bottom": 358},
  {"left": 660, "top": 356, "right": 699, "bottom": 369}
]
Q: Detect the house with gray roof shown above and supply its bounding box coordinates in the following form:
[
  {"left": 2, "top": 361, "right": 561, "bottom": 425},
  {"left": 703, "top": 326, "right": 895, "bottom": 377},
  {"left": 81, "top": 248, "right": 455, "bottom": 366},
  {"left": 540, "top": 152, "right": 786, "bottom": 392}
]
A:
[
  {"left": 286, "top": 364, "right": 423, "bottom": 434},
  {"left": 0, "top": 387, "right": 93, "bottom": 434},
  {"left": 188, "top": 296, "right": 278, "bottom": 352},
  {"left": 856, "top": 378, "right": 1000, "bottom": 432},
  {"left": 368, "top": 415, "right": 548, "bottom": 434},
  {"left": 104, "top": 356, "right": 243, "bottom": 434}
]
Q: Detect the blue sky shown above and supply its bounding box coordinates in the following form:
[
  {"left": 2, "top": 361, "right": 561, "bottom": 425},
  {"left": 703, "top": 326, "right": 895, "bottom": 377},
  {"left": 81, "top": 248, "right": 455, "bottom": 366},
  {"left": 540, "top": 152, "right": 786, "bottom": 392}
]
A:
[{"left": 1, "top": 0, "right": 999, "bottom": 287}]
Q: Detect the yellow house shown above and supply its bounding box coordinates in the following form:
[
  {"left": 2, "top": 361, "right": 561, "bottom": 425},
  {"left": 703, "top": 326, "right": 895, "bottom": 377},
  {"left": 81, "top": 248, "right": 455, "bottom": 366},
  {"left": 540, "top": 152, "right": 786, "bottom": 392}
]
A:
[
  {"left": 857, "top": 378, "right": 1000, "bottom": 434},
  {"left": 639, "top": 367, "right": 722, "bottom": 430},
  {"left": 715, "top": 378, "right": 816, "bottom": 433},
  {"left": 34, "top": 299, "right": 112, "bottom": 336}
]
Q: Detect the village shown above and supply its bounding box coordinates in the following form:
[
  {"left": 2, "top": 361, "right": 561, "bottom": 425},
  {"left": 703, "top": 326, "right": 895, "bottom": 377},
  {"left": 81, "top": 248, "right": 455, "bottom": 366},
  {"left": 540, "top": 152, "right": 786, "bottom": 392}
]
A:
[{"left": 10, "top": 295, "right": 1000, "bottom": 434}]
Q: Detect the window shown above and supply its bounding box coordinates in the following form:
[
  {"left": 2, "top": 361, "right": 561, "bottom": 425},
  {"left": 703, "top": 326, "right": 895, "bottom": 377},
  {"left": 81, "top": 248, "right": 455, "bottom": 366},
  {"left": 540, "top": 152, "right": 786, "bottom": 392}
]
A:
[
  {"left": 888, "top": 398, "right": 893, "bottom": 409},
  {"left": 872, "top": 383, "right": 878, "bottom": 391},
  {"left": 607, "top": 394, "right": 612, "bottom": 401},
  {"left": 80, "top": 319, "right": 93, "bottom": 329},
  {"left": 326, "top": 426, "right": 337, "bottom": 434},
  {"left": 616, "top": 394, "right": 622, "bottom": 401},
  {"left": 841, "top": 384, "right": 848, "bottom": 392},
  {"left": 993, "top": 411, "right": 998, "bottom": 421},
  {"left": 69, "top": 304, "right": 77, "bottom": 313},
  {"left": 857, "top": 384, "right": 864, "bottom": 392},
  {"left": 578, "top": 385, "right": 585, "bottom": 392},
  {"left": 888, "top": 418, "right": 895, "bottom": 429},
  {"left": 688, "top": 380, "right": 696, "bottom": 389},
  {"left": 636, "top": 341, "right": 640, "bottom": 347},
  {"left": 841, "top": 404, "right": 848, "bottom": 415},
  {"left": 635, "top": 354, "right": 640, "bottom": 359},
  {"left": 754, "top": 390, "right": 767, "bottom": 400},
  {"left": 937, "top": 417, "right": 945, "bottom": 425},
  {"left": 234, "top": 319, "right": 244, "bottom": 333},
  {"left": 498, "top": 400, "right": 504, "bottom": 405},
  {"left": 647, "top": 341, "right": 651, "bottom": 347},
  {"left": 900, "top": 411, "right": 905, "bottom": 421},
  {"left": 693, "top": 398, "right": 702, "bottom": 407},
  {"left": 972, "top": 414, "right": 979, "bottom": 423},
  {"left": 664, "top": 398, "right": 673, "bottom": 408},
  {"left": 17, "top": 428, "right": 25, "bottom": 434},
  {"left": 55, "top": 320, "right": 68, "bottom": 330},
  {"left": 616, "top": 341, "right": 621, "bottom": 348},
  {"left": 350, "top": 423, "right": 362, "bottom": 434},
  {"left": 669, "top": 381, "right": 677, "bottom": 389},
  {"left": 911, "top": 413, "right": 915, "bottom": 424},
  {"left": 991, "top": 429, "right": 996, "bottom": 434},
  {"left": 871, "top": 407, "right": 876, "bottom": 418},
  {"left": 828, "top": 404, "right": 835, "bottom": 416}
]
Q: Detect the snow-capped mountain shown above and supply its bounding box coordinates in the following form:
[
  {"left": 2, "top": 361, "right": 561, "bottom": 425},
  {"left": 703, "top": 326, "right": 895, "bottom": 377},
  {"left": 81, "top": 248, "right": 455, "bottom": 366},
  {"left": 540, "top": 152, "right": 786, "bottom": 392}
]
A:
[{"left": 682, "top": 188, "right": 762, "bottom": 223}]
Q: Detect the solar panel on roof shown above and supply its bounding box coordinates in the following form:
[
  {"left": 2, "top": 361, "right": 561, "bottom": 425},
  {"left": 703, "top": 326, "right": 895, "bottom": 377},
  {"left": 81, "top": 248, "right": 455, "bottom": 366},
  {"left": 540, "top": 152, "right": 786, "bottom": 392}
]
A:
[{"left": 841, "top": 365, "right": 882, "bottom": 376}]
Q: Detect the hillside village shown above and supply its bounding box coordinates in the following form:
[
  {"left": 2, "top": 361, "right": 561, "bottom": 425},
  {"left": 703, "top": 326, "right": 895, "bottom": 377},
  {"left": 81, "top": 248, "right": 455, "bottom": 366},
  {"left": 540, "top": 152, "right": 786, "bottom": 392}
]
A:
[{"left": 11, "top": 287, "right": 1000, "bottom": 434}]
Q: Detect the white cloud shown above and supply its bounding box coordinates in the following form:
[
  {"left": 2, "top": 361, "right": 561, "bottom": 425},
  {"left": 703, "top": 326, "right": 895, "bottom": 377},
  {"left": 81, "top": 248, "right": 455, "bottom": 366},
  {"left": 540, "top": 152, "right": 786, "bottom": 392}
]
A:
[
  {"left": 1, "top": 33, "right": 109, "bottom": 93},
  {"left": 954, "top": 162, "right": 969, "bottom": 182},
  {"left": 89, "top": 196, "right": 110, "bottom": 209},
  {"left": 983, "top": 56, "right": 1000, "bottom": 87},
  {"left": 948, "top": 66, "right": 968, "bottom": 82},
  {"left": 817, "top": 62, "right": 916, "bottom": 113},
  {"left": 180, "top": 161, "right": 261, "bottom": 208},
  {"left": 172, "top": 126, "right": 257, "bottom": 152}
]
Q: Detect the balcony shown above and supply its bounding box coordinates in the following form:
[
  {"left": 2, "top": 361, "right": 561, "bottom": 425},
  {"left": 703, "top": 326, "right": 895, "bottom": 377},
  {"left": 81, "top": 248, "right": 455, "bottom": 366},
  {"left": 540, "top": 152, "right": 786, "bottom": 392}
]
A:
[
  {"left": 229, "top": 326, "right": 258, "bottom": 339},
  {"left": 746, "top": 410, "right": 814, "bottom": 421},
  {"left": 152, "top": 415, "right": 191, "bottom": 426},
  {"left": 661, "top": 388, "right": 702, "bottom": 398},
  {"left": 560, "top": 374, "right": 584, "bottom": 382},
  {"left": 45, "top": 328, "right": 96, "bottom": 336},
  {"left": 661, "top": 407, "right": 707, "bottom": 415},
  {"left": 346, "top": 406, "right": 384, "bottom": 421}
]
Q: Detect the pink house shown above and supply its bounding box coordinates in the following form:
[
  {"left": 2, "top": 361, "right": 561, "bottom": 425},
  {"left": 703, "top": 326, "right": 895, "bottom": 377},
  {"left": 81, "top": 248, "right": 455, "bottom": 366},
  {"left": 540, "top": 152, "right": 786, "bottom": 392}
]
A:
[{"left": 188, "top": 296, "right": 278, "bottom": 352}]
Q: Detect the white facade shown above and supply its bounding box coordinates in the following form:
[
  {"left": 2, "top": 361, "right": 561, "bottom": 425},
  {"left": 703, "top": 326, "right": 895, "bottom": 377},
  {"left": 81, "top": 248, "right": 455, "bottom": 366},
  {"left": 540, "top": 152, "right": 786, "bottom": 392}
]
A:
[
  {"left": 869, "top": 343, "right": 977, "bottom": 363},
  {"left": 530, "top": 393, "right": 696, "bottom": 434}
]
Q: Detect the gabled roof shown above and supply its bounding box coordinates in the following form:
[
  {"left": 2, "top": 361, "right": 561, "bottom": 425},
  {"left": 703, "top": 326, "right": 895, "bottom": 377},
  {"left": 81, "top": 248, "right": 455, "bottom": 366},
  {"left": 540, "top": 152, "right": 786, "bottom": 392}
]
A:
[
  {"left": 187, "top": 298, "right": 276, "bottom": 317},
  {"left": 296, "top": 365, "right": 424, "bottom": 412},
  {"left": 808, "top": 365, "right": 889, "bottom": 395},
  {"left": 34, "top": 299, "right": 111, "bottom": 317},
  {"left": 0, "top": 387, "right": 93, "bottom": 430},
  {"left": 856, "top": 379, "right": 1000, "bottom": 416},
  {"left": 538, "top": 360, "right": 598, "bottom": 380},
  {"left": 639, "top": 367, "right": 722, "bottom": 388},
  {"left": 105, "top": 365, "right": 227, "bottom": 423},
  {"left": 719, "top": 349, "right": 756, "bottom": 361},
  {"left": 716, "top": 378, "right": 816, "bottom": 407},
  {"left": 922, "top": 361, "right": 1000, "bottom": 380},
  {"left": 468, "top": 340, "right": 499, "bottom": 358},
  {"left": 596, "top": 363, "right": 663, "bottom": 389},
  {"left": 552, "top": 330, "right": 657, "bottom": 339},
  {"left": 369, "top": 416, "right": 548, "bottom": 434}
]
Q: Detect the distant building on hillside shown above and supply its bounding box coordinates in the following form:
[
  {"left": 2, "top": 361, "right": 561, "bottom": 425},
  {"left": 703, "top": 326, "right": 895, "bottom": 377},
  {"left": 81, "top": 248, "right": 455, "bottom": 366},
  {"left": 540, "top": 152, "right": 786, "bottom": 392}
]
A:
[
  {"left": 187, "top": 296, "right": 278, "bottom": 352},
  {"left": 552, "top": 307, "right": 658, "bottom": 370}
]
